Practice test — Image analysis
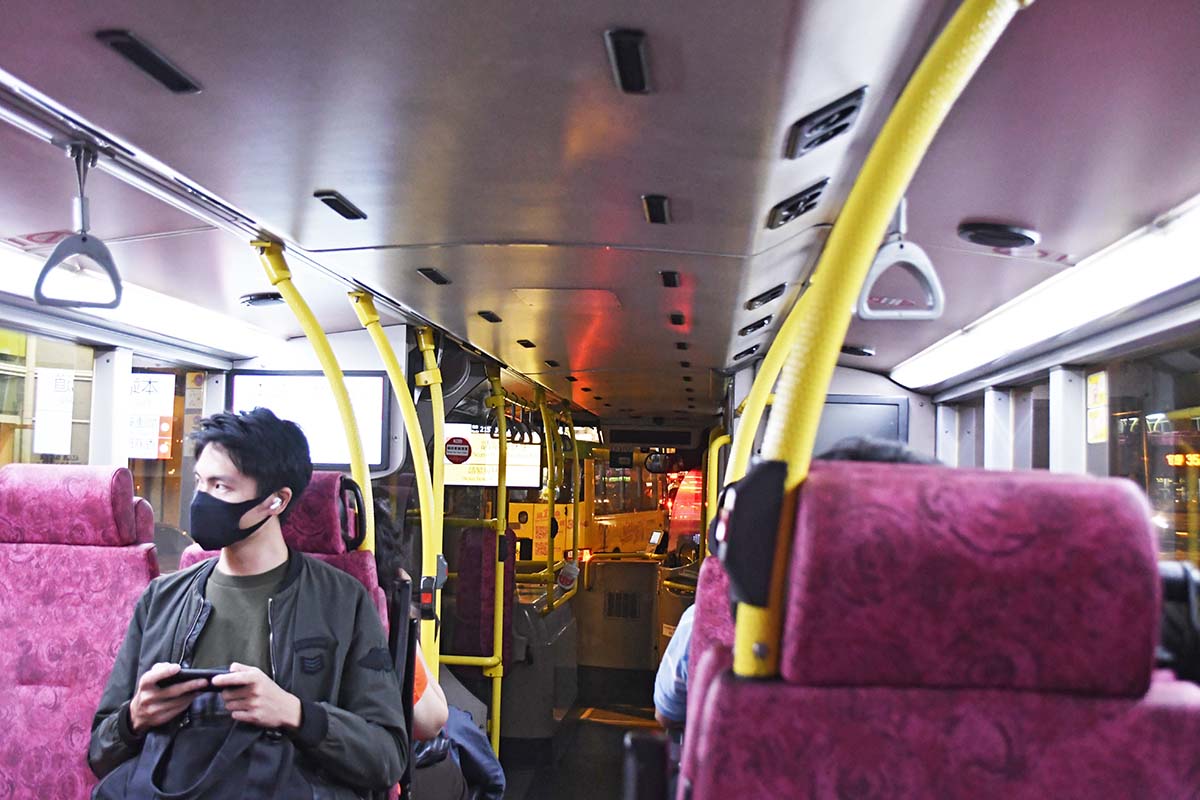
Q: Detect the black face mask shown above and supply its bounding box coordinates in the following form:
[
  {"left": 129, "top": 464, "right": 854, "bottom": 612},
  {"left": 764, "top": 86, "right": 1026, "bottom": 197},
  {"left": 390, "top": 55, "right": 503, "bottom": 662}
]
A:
[{"left": 189, "top": 491, "right": 276, "bottom": 551}]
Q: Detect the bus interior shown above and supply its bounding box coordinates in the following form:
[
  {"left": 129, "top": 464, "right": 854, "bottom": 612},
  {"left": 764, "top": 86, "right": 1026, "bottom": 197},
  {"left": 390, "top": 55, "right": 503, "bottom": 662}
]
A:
[{"left": 4, "top": 0, "right": 1200, "bottom": 797}]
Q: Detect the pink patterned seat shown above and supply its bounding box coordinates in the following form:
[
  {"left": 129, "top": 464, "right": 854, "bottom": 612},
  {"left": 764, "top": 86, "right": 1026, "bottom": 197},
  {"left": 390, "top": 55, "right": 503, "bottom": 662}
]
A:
[
  {"left": 677, "top": 556, "right": 733, "bottom": 788},
  {"left": 0, "top": 465, "right": 159, "bottom": 800},
  {"left": 452, "top": 526, "right": 516, "bottom": 668},
  {"left": 179, "top": 472, "right": 388, "bottom": 633},
  {"left": 684, "top": 461, "right": 1200, "bottom": 799}
]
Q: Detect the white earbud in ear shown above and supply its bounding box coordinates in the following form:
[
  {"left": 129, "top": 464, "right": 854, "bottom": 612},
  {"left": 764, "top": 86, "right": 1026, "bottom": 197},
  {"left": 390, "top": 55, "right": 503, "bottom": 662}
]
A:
[{"left": 270, "top": 498, "right": 282, "bottom": 509}]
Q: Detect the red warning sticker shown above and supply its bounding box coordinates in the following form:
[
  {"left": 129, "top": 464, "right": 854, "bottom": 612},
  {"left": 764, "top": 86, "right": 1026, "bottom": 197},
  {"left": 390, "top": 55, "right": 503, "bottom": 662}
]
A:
[{"left": 445, "top": 436, "right": 472, "bottom": 464}]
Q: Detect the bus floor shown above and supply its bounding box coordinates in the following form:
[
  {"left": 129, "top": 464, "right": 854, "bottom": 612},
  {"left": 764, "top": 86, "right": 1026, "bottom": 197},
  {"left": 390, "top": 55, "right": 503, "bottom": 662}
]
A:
[{"left": 502, "top": 704, "right": 660, "bottom": 800}]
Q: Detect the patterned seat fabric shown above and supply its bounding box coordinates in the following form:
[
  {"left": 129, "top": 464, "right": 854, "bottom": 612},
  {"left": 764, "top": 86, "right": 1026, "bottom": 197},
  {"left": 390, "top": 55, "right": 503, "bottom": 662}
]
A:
[
  {"left": 0, "top": 465, "right": 158, "bottom": 800},
  {"left": 179, "top": 471, "right": 388, "bottom": 632},
  {"left": 452, "top": 526, "right": 516, "bottom": 665},
  {"left": 677, "top": 558, "right": 734, "bottom": 789},
  {"left": 685, "top": 462, "right": 1200, "bottom": 799}
]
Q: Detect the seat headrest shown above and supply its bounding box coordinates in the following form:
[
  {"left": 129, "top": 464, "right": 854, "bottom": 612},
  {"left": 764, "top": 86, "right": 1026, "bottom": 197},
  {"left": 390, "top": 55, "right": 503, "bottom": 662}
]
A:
[
  {"left": 280, "top": 471, "right": 352, "bottom": 554},
  {"left": 0, "top": 465, "right": 137, "bottom": 546},
  {"left": 780, "top": 461, "right": 1159, "bottom": 697},
  {"left": 133, "top": 497, "right": 155, "bottom": 544}
]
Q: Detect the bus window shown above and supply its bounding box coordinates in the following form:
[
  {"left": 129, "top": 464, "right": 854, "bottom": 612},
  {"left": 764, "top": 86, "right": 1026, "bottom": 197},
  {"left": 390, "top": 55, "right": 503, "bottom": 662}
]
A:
[
  {"left": 1103, "top": 350, "right": 1200, "bottom": 564},
  {"left": 0, "top": 327, "right": 93, "bottom": 468}
]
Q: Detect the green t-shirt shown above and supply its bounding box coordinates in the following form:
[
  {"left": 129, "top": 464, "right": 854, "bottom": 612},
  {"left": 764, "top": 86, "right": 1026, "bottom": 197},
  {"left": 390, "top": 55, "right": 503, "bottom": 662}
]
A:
[{"left": 191, "top": 560, "right": 288, "bottom": 676}]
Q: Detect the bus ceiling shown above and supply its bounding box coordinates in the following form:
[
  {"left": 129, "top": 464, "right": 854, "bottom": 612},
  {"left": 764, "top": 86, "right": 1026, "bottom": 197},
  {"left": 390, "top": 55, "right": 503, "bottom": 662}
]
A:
[{"left": 0, "top": 2, "right": 1198, "bottom": 414}]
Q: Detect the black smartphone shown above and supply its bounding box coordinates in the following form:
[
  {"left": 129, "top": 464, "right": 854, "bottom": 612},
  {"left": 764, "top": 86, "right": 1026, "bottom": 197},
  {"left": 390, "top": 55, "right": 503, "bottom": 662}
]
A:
[{"left": 157, "top": 668, "right": 229, "bottom": 692}]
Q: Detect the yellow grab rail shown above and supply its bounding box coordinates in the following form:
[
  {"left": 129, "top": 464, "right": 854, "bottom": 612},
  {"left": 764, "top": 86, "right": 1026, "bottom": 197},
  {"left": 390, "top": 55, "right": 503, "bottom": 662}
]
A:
[
  {"left": 730, "top": 0, "right": 1032, "bottom": 679},
  {"left": 414, "top": 326, "right": 445, "bottom": 678},
  {"left": 536, "top": 389, "right": 559, "bottom": 612},
  {"left": 254, "top": 242, "right": 375, "bottom": 551}
]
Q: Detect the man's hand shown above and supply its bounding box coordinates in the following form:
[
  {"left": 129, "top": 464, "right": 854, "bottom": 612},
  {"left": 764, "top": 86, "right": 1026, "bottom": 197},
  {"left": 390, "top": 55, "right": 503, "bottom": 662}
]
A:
[
  {"left": 212, "top": 662, "right": 302, "bottom": 730},
  {"left": 129, "top": 663, "right": 209, "bottom": 734}
]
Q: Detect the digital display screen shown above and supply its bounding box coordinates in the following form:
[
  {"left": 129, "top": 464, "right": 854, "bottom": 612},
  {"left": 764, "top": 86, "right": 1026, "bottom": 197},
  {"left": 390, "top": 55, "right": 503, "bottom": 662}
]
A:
[
  {"left": 649, "top": 530, "right": 663, "bottom": 545},
  {"left": 443, "top": 422, "right": 542, "bottom": 488},
  {"left": 228, "top": 371, "right": 390, "bottom": 469},
  {"left": 1165, "top": 453, "right": 1200, "bottom": 467}
]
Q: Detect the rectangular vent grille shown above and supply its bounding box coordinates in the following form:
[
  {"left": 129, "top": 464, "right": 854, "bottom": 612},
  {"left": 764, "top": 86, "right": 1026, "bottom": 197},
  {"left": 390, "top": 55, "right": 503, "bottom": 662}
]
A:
[
  {"left": 605, "top": 29, "right": 650, "bottom": 94},
  {"left": 96, "top": 30, "right": 202, "bottom": 94},
  {"left": 314, "top": 190, "right": 368, "bottom": 220},
  {"left": 785, "top": 87, "right": 867, "bottom": 159},
  {"left": 605, "top": 591, "right": 640, "bottom": 619},
  {"left": 767, "top": 178, "right": 829, "bottom": 230}
]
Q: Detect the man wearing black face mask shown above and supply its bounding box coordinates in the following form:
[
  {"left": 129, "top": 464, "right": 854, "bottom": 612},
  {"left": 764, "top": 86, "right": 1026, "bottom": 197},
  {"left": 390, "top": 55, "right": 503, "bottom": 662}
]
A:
[{"left": 87, "top": 408, "right": 407, "bottom": 799}]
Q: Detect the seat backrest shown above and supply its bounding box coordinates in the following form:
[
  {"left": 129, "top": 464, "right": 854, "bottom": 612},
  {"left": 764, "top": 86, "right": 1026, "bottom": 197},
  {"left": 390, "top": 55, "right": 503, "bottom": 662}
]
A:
[
  {"left": 0, "top": 464, "right": 158, "bottom": 800},
  {"left": 452, "top": 526, "right": 516, "bottom": 665},
  {"left": 179, "top": 471, "right": 388, "bottom": 632},
  {"left": 133, "top": 496, "right": 155, "bottom": 544},
  {"left": 685, "top": 462, "right": 1200, "bottom": 799}
]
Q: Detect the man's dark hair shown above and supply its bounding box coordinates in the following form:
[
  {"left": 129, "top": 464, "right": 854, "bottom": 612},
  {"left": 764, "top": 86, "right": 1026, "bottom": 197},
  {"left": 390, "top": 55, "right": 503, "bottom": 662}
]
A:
[
  {"left": 192, "top": 408, "right": 313, "bottom": 522},
  {"left": 816, "top": 435, "right": 940, "bottom": 465}
]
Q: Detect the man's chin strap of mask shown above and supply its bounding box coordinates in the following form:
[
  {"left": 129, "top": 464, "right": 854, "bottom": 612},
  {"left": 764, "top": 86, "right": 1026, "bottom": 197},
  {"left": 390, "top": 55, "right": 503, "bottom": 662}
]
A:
[{"left": 190, "top": 491, "right": 283, "bottom": 551}]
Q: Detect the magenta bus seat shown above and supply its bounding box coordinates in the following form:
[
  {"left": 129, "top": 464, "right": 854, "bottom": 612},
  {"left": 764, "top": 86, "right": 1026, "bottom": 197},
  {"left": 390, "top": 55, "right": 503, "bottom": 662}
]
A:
[
  {"left": 0, "top": 465, "right": 158, "bottom": 800},
  {"left": 133, "top": 497, "right": 154, "bottom": 544},
  {"left": 452, "top": 526, "right": 515, "bottom": 667},
  {"left": 179, "top": 471, "right": 387, "bottom": 633},
  {"left": 684, "top": 461, "right": 1200, "bottom": 799}
]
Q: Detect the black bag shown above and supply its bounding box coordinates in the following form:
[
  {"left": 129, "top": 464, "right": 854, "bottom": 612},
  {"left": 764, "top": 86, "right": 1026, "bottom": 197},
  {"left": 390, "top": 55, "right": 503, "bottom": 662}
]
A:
[{"left": 91, "top": 720, "right": 352, "bottom": 800}]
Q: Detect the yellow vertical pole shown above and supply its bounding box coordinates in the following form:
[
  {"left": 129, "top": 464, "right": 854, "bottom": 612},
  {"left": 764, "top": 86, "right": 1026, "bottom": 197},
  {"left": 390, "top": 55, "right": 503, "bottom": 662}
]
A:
[
  {"left": 485, "top": 372, "right": 506, "bottom": 753},
  {"left": 253, "top": 241, "right": 374, "bottom": 552},
  {"left": 730, "top": 0, "right": 1033, "bottom": 678},
  {"left": 415, "top": 327, "right": 445, "bottom": 678},
  {"left": 704, "top": 432, "right": 731, "bottom": 558},
  {"left": 537, "top": 389, "right": 558, "bottom": 608},
  {"left": 564, "top": 408, "right": 581, "bottom": 563}
]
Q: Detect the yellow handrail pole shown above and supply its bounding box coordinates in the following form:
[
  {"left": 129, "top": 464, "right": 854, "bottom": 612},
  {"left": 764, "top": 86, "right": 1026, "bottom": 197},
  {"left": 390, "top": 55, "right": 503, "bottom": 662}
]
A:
[
  {"left": 485, "top": 372, "right": 506, "bottom": 753},
  {"left": 348, "top": 291, "right": 437, "bottom": 571},
  {"left": 415, "top": 326, "right": 446, "bottom": 678},
  {"left": 537, "top": 389, "right": 559, "bottom": 611},
  {"left": 564, "top": 408, "right": 581, "bottom": 567},
  {"left": 704, "top": 431, "right": 730, "bottom": 559},
  {"left": 253, "top": 241, "right": 375, "bottom": 551},
  {"left": 731, "top": 0, "right": 1032, "bottom": 679}
]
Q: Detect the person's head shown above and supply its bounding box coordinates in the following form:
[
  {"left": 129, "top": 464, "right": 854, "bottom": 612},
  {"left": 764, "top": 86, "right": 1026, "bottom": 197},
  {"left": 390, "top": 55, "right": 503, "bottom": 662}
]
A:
[
  {"left": 191, "top": 408, "right": 313, "bottom": 528},
  {"left": 815, "top": 435, "right": 939, "bottom": 466}
]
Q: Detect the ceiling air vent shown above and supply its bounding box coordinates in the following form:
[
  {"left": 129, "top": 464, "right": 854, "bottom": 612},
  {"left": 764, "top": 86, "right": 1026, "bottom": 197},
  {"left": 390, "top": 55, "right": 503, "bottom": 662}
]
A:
[
  {"left": 739, "top": 315, "right": 772, "bottom": 336},
  {"left": 660, "top": 270, "right": 681, "bottom": 288},
  {"left": 669, "top": 312, "right": 685, "bottom": 326},
  {"left": 767, "top": 178, "right": 829, "bottom": 230},
  {"left": 957, "top": 221, "right": 1040, "bottom": 249},
  {"left": 239, "top": 292, "right": 283, "bottom": 307},
  {"left": 544, "top": 359, "right": 560, "bottom": 368},
  {"left": 840, "top": 344, "right": 876, "bottom": 358},
  {"left": 478, "top": 310, "right": 502, "bottom": 323},
  {"left": 605, "top": 29, "right": 651, "bottom": 94},
  {"left": 733, "top": 344, "right": 761, "bottom": 361},
  {"left": 746, "top": 283, "right": 786, "bottom": 310},
  {"left": 642, "top": 194, "right": 671, "bottom": 224},
  {"left": 517, "top": 339, "right": 536, "bottom": 349},
  {"left": 785, "top": 87, "right": 867, "bottom": 159},
  {"left": 95, "top": 30, "right": 202, "bottom": 94},
  {"left": 675, "top": 342, "right": 688, "bottom": 351},
  {"left": 314, "top": 190, "right": 368, "bottom": 220},
  {"left": 565, "top": 376, "right": 579, "bottom": 382},
  {"left": 417, "top": 267, "right": 451, "bottom": 285},
  {"left": 679, "top": 361, "right": 690, "bottom": 368}
]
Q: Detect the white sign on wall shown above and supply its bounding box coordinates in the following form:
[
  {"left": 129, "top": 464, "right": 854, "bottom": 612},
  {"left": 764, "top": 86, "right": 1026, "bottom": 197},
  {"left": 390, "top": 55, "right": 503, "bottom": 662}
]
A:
[
  {"left": 32, "top": 367, "right": 74, "bottom": 455},
  {"left": 129, "top": 373, "right": 177, "bottom": 460},
  {"left": 443, "top": 422, "right": 542, "bottom": 488}
]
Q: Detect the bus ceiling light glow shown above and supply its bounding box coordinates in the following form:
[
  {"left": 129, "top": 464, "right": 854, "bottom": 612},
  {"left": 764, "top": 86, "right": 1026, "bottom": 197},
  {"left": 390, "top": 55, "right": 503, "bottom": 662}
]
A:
[
  {"left": 957, "top": 221, "right": 1040, "bottom": 249},
  {"left": 892, "top": 194, "right": 1200, "bottom": 390},
  {"left": 95, "top": 30, "right": 202, "bottom": 94},
  {"left": 313, "top": 190, "right": 368, "bottom": 220},
  {"left": 239, "top": 291, "right": 284, "bottom": 307},
  {"left": 35, "top": 144, "right": 124, "bottom": 310},
  {"left": 604, "top": 29, "right": 650, "bottom": 94}
]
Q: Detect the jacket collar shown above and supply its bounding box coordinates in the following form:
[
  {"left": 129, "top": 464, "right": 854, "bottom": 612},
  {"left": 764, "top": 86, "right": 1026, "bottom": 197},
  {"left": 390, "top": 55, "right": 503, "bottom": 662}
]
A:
[{"left": 193, "top": 547, "right": 304, "bottom": 596}]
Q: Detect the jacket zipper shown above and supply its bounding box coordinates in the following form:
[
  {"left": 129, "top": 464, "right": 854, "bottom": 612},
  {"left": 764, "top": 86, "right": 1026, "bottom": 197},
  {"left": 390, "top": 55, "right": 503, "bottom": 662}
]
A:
[
  {"left": 267, "top": 597, "right": 277, "bottom": 680},
  {"left": 180, "top": 602, "right": 204, "bottom": 667}
]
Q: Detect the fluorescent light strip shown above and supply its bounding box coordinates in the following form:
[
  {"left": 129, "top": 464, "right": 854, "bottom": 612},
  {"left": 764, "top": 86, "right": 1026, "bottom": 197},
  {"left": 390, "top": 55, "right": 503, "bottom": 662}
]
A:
[
  {"left": 0, "top": 246, "right": 286, "bottom": 360},
  {"left": 891, "top": 196, "right": 1200, "bottom": 390}
]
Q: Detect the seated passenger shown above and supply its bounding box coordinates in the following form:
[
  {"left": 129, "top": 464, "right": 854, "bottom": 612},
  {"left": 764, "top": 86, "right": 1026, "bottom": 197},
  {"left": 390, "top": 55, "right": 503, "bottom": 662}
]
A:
[
  {"left": 88, "top": 408, "right": 407, "bottom": 798},
  {"left": 652, "top": 435, "right": 937, "bottom": 731}
]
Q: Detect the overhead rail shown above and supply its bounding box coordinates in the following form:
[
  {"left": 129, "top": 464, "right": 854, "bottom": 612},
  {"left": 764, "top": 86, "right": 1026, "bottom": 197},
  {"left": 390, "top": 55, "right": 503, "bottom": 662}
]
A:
[
  {"left": 440, "top": 370, "right": 508, "bottom": 753},
  {"left": 254, "top": 241, "right": 375, "bottom": 551},
  {"left": 725, "top": 0, "right": 1033, "bottom": 679},
  {"left": 349, "top": 291, "right": 443, "bottom": 680}
]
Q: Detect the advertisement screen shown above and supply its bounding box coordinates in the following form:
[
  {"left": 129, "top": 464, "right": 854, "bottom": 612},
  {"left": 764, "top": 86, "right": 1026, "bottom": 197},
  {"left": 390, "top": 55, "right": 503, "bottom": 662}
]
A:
[{"left": 443, "top": 422, "right": 541, "bottom": 487}]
